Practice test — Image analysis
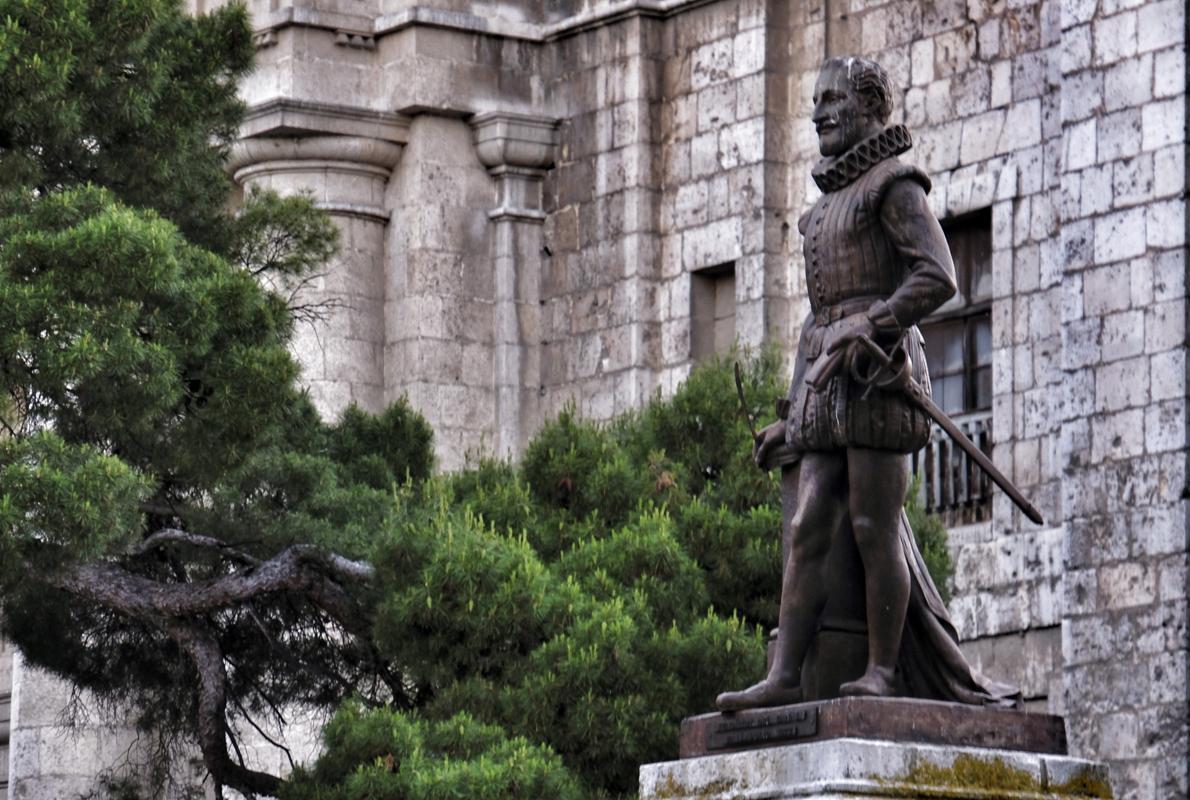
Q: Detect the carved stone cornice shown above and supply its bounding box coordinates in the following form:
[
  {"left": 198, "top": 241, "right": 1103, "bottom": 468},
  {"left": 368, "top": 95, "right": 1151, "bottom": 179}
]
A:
[
  {"left": 334, "top": 30, "right": 376, "bottom": 50},
  {"left": 469, "top": 112, "right": 560, "bottom": 222},
  {"left": 240, "top": 99, "right": 410, "bottom": 145},
  {"left": 252, "top": 29, "right": 278, "bottom": 49},
  {"left": 228, "top": 135, "right": 404, "bottom": 177},
  {"left": 252, "top": 1, "right": 720, "bottom": 44},
  {"left": 470, "top": 112, "right": 559, "bottom": 171},
  {"left": 228, "top": 135, "right": 404, "bottom": 224}
]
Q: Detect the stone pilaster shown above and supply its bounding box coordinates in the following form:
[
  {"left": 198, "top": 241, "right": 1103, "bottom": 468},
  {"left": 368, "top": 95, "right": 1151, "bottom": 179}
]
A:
[
  {"left": 228, "top": 103, "right": 409, "bottom": 417},
  {"left": 471, "top": 111, "right": 559, "bottom": 459}
]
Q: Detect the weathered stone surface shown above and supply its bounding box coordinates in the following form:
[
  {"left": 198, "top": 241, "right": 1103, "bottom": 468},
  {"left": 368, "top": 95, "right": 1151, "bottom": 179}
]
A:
[{"left": 641, "top": 738, "right": 1111, "bottom": 799}]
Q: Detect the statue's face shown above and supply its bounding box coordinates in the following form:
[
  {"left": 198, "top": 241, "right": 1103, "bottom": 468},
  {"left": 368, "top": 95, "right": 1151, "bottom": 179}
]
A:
[{"left": 811, "top": 62, "right": 880, "bottom": 157}]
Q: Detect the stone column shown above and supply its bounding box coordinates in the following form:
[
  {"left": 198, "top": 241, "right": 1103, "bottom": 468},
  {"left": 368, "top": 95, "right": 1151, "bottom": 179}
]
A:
[
  {"left": 470, "top": 112, "right": 559, "bottom": 459},
  {"left": 228, "top": 116, "right": 407, "bottom": 417}
]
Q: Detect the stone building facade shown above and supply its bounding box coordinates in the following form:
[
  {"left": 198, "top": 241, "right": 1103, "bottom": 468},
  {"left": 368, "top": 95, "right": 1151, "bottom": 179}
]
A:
[{"left": 3, "top": 0, "right": 1187, "bottom": 797}]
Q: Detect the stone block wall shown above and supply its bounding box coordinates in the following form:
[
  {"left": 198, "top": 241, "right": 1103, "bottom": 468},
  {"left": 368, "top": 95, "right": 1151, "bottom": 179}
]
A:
[
  {"left": 1, "top": 640, "right": 11, "bottom": 795},
  {"left": 1057, "top": 0, "right": 1188, "bottom": 795},
  {"left": 384, "top": 115, "right": 501, "bottom": 466},
  {"left": 3, "top": 653, "right": 159, "bottom": 800},
  {"left": 538, "top": 0, "right": 820, "bottom": 419},
  {"left": 539, "top": 14, "right": 669, "bottom": 420},
  {"left": 949, "top": 521, "right": 1065, "bottom": 712},
  {"left": 653, "top": 0, "right": 808, "bottom": 394},
  {"left": 5, "top": 1, "right": 1185, "bottom": 797}
]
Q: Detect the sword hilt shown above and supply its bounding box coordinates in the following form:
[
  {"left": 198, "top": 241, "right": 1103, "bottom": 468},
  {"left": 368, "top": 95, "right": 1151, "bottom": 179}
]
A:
[
  {"left": 837, "top": 334, "right": 911, "bottom": 402},
  {"left": 850, "top": 336, "right": 1046, "bottom": 526}
]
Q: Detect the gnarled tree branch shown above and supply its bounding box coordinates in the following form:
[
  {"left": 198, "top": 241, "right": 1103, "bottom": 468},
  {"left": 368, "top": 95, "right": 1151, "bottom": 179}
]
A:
[
  {"left": 54, "top": 544, "right": 373, "bottom": 622},
  {"left": 164, "top": 619, "right": 281, "bottom": 798},
  {"left": 132, "top": 528, "right": 261, "bottom": 567},
  {"left": 45, "top": 536, "right": 380, "bottom": 797}
]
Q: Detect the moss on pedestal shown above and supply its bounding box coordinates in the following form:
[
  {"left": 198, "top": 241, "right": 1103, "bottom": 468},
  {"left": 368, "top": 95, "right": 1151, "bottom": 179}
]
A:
[
  {"left": 879, "top": 753, "right": 1113, "bottom": 798},
  {"left": 650, "top": 773, "right": 742, "bottom": 799}
]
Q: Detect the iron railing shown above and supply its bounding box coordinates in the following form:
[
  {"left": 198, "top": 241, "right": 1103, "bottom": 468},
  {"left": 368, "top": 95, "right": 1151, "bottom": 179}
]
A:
[{"left": 911, "top": 409, "right": 993, "bottom": 526}]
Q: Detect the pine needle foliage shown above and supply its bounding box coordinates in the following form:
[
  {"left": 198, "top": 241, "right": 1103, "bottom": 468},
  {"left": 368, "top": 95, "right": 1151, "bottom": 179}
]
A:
[
  {"left": 288, "top": 351, "right": 784, "bottom": 800},
  {"left": 0, "top": 2, "right": 417, "bottom": 795},
  {"left": 0, "top": 0, "right": 254, "bottom": 251},
  {"left": 290, "top": 350, "right": 954, "bottom": 800}
]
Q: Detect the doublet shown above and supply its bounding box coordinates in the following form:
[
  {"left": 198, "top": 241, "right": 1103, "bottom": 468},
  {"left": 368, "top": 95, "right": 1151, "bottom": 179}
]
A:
[{"left": 787, "top": 125, "right": 957, "bottom": 454}]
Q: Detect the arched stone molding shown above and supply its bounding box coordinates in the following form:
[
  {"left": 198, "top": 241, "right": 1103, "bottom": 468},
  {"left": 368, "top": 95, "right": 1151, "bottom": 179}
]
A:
[
  {"left": 468, "top": 111, "right": 560, "bottom": 458},
  {"left": 228, "top": 112, "right": 409, "bottom": 418}
]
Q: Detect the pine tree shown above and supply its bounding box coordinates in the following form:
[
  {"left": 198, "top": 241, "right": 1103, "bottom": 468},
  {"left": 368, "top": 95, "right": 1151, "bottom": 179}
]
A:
[{"left": 0, "top": 2, "right": 429, "bottom": 796}]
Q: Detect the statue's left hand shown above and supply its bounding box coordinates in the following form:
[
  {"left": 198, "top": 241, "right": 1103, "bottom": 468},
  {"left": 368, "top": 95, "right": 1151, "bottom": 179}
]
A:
[
  {"left": 824, "top": 314, "right": 876, "bottom": 356},
  {"left": 753, "top": 419, "right": 788, "bottom": 468}
]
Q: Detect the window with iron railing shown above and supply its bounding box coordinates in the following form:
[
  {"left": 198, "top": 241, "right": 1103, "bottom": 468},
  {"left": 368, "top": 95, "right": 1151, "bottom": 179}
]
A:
[{"left": 913, "top": 209, "right": 993, "bottom": 526}]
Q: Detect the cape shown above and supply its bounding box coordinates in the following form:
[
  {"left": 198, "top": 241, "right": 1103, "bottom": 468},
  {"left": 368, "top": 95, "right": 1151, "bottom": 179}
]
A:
[{"left": 895, "top": 507, "right": 1021, "bottom": 706}]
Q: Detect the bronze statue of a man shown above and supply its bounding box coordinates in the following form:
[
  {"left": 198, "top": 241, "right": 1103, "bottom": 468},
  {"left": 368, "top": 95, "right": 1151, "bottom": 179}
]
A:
[{"left": 717, "top": 57, "right": 1017, "bottom": 710}]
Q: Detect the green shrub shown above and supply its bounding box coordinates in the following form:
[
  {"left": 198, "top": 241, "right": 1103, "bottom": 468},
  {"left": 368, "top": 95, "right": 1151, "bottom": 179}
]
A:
[
  {"left": 296, "top": 349, "right": 952, "bottom": 800},
  {"left": 553, "top": 507, "right": 709, "bottom": 626},
  {"left": 905, "top": 476, "right": 955, "bottom": 603},
  {"left": 673, "top": 499, "right": 783, "bottom": 630},
  {"left": 282, "top": 706, "right": 586, "bottom": 800}
]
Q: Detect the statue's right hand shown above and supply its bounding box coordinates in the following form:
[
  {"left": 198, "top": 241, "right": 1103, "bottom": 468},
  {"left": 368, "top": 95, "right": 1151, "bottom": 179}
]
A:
[{"left": 752, "top": 419, "right": 788, "bottom": 469}]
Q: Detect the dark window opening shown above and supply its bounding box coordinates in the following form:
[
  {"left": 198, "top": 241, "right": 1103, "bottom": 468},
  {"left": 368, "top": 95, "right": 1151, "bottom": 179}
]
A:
[
  {"left": 691, "top": 263, "right": 736, "bottom": 362},
  {"left": 920, "top": 208, "right": 993, "bottom": 416},
  {"left": 914, "top": 208, "right": 994, "bottom": 526}
]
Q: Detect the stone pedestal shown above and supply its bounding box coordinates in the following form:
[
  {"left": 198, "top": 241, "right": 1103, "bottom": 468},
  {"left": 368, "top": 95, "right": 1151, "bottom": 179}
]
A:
[
  {"left": 641, "top": 737, "right": 1112, "bottom": 800},
  {"left": 679, "top": 697, "right": 1066, "bottom": 758},
  {"left": 642, "top": 698, "right": 1113, "bottom": 799}
]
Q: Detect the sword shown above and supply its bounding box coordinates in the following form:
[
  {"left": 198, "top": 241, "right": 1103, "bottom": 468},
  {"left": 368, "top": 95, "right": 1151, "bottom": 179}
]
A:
[
  {"left": 733, "top": 361, "right": 760, "bottom": 442},
  {"left": 824, "top": 335, "right": 1045, "bottom": 526}
]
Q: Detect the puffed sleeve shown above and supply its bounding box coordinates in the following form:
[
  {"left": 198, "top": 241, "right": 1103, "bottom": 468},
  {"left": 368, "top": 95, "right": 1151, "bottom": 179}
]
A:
[{"left": 866, "top": 178, "right": 957, "bottom": 337}]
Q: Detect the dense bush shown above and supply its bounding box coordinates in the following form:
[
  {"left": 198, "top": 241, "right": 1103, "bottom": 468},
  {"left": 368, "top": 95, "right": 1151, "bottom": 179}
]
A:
[
  {"left": 287, "top": 351, "right": 954, "bottom": 799},
  {"left": 283, "top": 705, "right": 587, "bottom": 800}
]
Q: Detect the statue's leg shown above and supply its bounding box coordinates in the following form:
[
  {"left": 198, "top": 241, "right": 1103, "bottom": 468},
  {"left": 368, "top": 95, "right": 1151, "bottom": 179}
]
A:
[
  {"left": 779, "top": 461, "right": 800, "bottom": 603},
  {"left": 762, "top": 462, "right": 801, "bottom": 664},
  {"left": 839, "top": 447, "right": 910, "bottom": 697},
  {"left": 716, "top": 451, "right": 847, "bottom": 711}
]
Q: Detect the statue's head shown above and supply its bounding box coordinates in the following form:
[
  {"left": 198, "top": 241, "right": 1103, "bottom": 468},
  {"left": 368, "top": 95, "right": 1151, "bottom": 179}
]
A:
[{"left": 812, "top": 57, "right": 893, "bottom": 157}]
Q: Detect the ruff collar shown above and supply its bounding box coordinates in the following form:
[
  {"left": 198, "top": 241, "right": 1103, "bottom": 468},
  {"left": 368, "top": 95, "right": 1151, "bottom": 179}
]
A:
[{"left": 811, "top": 124, "right": 913, "bottom": 193}]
